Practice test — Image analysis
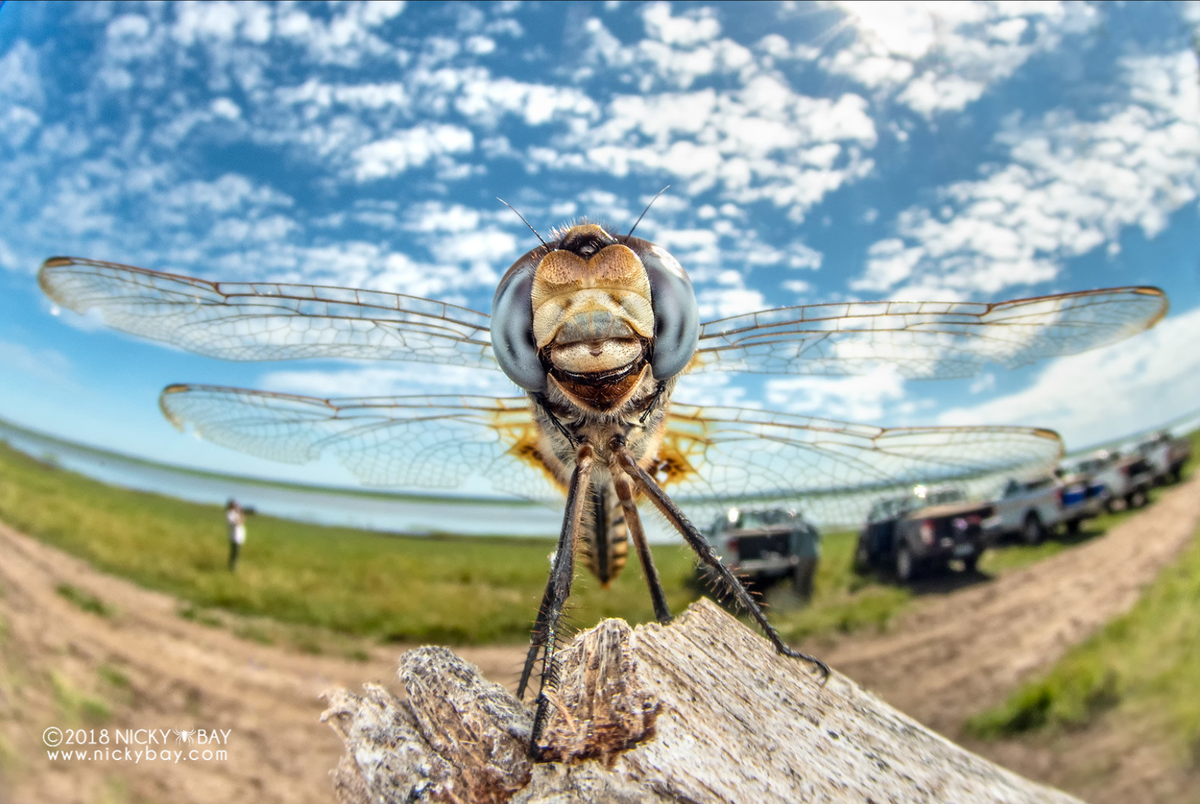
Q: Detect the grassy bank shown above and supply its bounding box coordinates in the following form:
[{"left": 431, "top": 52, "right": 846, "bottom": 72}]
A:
[
  {"left": 967, "top": 521, "right": 1200, "bottom": 764},
  {"left": 0, "top": 438, "right": 906, "bottom": 645},
  {"left": 0, "top": 441, "right": 704, "bottom": 644}
]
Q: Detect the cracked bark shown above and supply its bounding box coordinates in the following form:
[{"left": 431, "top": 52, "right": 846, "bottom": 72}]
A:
[{"left": 321, "top": 598, "right": 1081, "bottom": 804}]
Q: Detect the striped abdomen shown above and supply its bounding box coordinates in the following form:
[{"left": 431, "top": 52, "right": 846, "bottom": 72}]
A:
[{"left": 582, "top": 482, "right": 629, "bottom": 587}]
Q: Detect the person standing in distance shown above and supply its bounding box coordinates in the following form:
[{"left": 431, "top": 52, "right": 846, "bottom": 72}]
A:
[{"left": 225, "top": 499, "right": 253, "bottom": 571}]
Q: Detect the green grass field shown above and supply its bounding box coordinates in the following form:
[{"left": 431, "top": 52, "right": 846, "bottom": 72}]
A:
[
  {"left": 966, "top": 520, "right": 1200, "bottom": 768},
  {"left": 0, "top": 432, "right": 1193, "bottom": 652}
]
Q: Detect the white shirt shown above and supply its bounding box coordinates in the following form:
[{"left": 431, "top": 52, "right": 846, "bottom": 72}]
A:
[{"left": 226, "top": 508, "right": 246, "bottom": 545}]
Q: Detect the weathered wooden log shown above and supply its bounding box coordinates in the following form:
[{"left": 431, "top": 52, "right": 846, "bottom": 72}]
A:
[{"left": 321, "top": 598, "right": 1081, "bottom": 804}]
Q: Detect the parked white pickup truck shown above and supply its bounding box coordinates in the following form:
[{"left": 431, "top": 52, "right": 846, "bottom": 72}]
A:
[
  {"left": 1070, "top": 449, "right": 1154, "bottom": 512},
  {"left": 1054, "top": 461, "right": 1110, "bottom": 534},
  {"left": 1133, "top": 431, "right": 1192, "bottom": 485},
  {"left": 986, "top": 475, "right": 1063, "bottom": 546}
]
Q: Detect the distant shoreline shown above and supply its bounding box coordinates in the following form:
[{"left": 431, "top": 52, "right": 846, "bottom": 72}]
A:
[{"left": 0, "top": 414, "right": 537, "bottom": 507}]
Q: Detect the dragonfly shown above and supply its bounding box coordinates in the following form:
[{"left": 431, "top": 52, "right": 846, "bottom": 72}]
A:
[{"left": 40, "top": 223, "right": 1166, "bottom": 756}]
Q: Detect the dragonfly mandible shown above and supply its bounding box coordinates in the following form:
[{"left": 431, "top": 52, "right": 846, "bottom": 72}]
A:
[{"left": 40, "top": 222, "right": 1166, "bottom": 755}]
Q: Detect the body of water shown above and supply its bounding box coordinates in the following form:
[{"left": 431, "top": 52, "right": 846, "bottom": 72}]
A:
[{"left": 0, "top": 419, "right": 571, "bottom": 539}]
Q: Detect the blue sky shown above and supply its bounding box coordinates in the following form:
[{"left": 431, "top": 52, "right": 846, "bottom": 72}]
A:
[{"left": 2, "top": 0, "right": 1200, "bottom": 489}]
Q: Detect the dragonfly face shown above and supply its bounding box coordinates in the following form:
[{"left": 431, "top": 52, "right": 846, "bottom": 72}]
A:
[
  {"left": 39, "top": 223, "right": 1168, "bottom": 759},
  {"left": 490, "top": 222, "right": 699, "bottom": 410}
]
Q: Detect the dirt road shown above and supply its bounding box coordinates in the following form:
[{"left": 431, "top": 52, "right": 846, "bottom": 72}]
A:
[{"left": 1, "top": 471, "right": 1196, "bottom": 802}]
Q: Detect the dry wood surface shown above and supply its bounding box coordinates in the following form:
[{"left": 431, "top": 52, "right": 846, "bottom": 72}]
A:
[{"left": 323, "top": 599, "right": 1084, "bottom": 804}]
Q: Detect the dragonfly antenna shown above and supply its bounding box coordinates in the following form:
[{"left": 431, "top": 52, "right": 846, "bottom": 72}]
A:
[
  {"left": 497, "top": 198, "right": 547, "bottom": 248},
  {"left": 626, "top": 185, "right": 670, "bottom": 241}
]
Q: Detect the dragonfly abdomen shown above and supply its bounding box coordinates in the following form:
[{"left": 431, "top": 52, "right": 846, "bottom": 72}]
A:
[{"left": 583, "top": 482, "right": 629, "bottom": 587}]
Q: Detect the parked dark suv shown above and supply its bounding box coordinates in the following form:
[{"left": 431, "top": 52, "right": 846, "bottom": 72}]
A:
[
  {"left": 855, "top": 486, "right": 994, "bottom": 581},
  {"left": 702, "top": 507, "right": 820, "bottom": 598}
]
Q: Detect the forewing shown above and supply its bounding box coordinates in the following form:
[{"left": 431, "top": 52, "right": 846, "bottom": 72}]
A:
[
  {"left": 695, "top": 288, "right": 1166, "bottom": 378},
  {"left": 657, "top": 404, "right": 1063, "bottom": 528},
  {"left": 40, "top": 257, "right": 497, "bottom": 368},
  {"left": 158, "top": 385, "right": 560, "bottom": 503}
]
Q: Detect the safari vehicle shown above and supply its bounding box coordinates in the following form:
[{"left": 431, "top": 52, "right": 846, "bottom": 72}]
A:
[
  {"left": 703, "top": 508, "right": 820, "bottom": 597},
  {"left": 854, "top": 486, "right": 994, "bottom": 582},
  {"left": 1054, "top": 462, "right": 1109, "bottom": 534},
  {"left": 1133, "top": 431, "right": 1192, "bottom": 485},
  {"left": 986, "top": 475, "right": 1063, "bottom": 545},
  {"left": 1071, "top": 449, "right": 1155, "bottom": 512}
]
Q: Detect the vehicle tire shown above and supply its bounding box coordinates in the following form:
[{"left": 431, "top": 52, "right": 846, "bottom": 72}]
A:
[
  {"left": 1066, "top": 517, "right": 1081, "bottom": 534},
  {"left": 895, "top": 544, "right": 918, "bottom": 582},
  {"left": 853, "top": 542, "right": 871, "bottom": 574},
  {"left": 1127, "top": 487, "right": 1148, "bottom": 509},
  {"left": 792, "top": 559, "right": 816, "bottom": 599},
  {"left": 1021, "top": 512, "right": 1045, "bottom": 546},
  {"left": 1171, "top": 465, "right": 1183, "bottom": 484}
]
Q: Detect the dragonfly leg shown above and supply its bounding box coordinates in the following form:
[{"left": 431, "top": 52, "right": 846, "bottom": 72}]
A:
[
  {"left": 613, "top": 469, "right": 672, "bottom": 624},
  {"left": 516, "top": 572, "right": 556, "bottom": 701},
  {"left": 616, "top": 450, "right": 830, "bottom": 683},
  {"left": 528, "top": 444, "right": 594, "bottom": 758}
]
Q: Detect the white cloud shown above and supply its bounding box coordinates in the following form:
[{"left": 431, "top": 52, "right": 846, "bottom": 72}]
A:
[
  {"left": 968, "top": 372, "right": 996, "bottom": 394},
  {"left": 545, "top": 82, "right": 876, "bottom": 221},
  {"left": 454, "top": 74, "right": 599, "bottom": 127},
  {"left": 823, "top": 1, "right": 1098, "bottom": 116},
  {"left": 673, "top": 370, "right": 754, "bottom": 409},
  {"left": 162, "top": 174, "right": 293, "bottom": 214},
  {"left": 173, "top": 1, "right": 242, "bottom": 44},
  {"left": 642, "top": 2, "right": 720, "bottom": 47},
  {"left": 465, "top": 35, "right": 495, "bottom": 55},
  {"left": 765, "top": 367, "right": 909, "bottom": 422},
  {"left": 695, "top": 286, "right": 768, "bottom": 321},
  {"left": 854, "top": 50, "right": 1200, "bottom": 297},
  {"left": 938, "top": 306, "right": 1200, "bottom": 449},
  {"left": 351, "top": 124, "right": 474, "bottom": 181},
  {"left": 268, "top": 1, "right": 405, "bottom": 65},
  {"left": 0, "top": 340, "right": 74, "bottom": 386},
  {"left": 403, "top": 202, "right": 483, "bottom": 233},
  {"left": 0, "top": 40, "right": 43, "bottom": 149},
  {"left": 210, "top": 97, "right": 241, "bottom": 119}
]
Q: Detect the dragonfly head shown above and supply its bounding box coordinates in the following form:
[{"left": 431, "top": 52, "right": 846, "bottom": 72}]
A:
[{"left": 491, "top": 222, "right": 700, "bottom": 400}]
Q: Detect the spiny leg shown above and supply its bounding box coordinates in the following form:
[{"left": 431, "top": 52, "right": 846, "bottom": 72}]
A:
[
  {"left": 612, "top": 468, "right": 671, "bottom": 625},
  {"left": 616, "top": 450, "right": 830, "bottom": 681},
  {"left": 529, "top": 444, "right": 595, "bottom": 757},
  {"left": 517, "top": 570, "right": 557, "bottom": 700}
]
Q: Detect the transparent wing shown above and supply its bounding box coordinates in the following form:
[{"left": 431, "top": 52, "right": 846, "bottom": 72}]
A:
[
  {"left": 40, "top": 257, "right": 497, "bottom": 368},
  {"left": 158, "top": 385, "right": 559, "bottom": 503},
  {"left": 159, "top": 386, "right": 1062, "bottom": 529},
  {"left": 694, "top": 288, "right": 1166, "bottom": 378},
  {"left": 658, "top": 403, "right": 1063, "bottom": 529}
]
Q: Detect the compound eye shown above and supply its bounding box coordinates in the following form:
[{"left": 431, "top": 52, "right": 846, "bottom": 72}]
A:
[
  {"left": 642, "top": 245, "right": 699, "bottom": 380},
  {"left": 490, "top": 258, "right": 546, "bottom": 392}
]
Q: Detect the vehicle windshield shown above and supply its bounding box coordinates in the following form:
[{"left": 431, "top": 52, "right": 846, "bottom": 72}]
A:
[
  {"left": 1066, "top": 457, "right": 1108, "bottom": 474},
  {"left": 734, "top": 510, "right": 795, "bottom": 529},
  {"left": 923, "top": 488, "right": 965, "bottom": 506},
  {"left": 869, "top": 487, "right": 965, "bottom": 522}
]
